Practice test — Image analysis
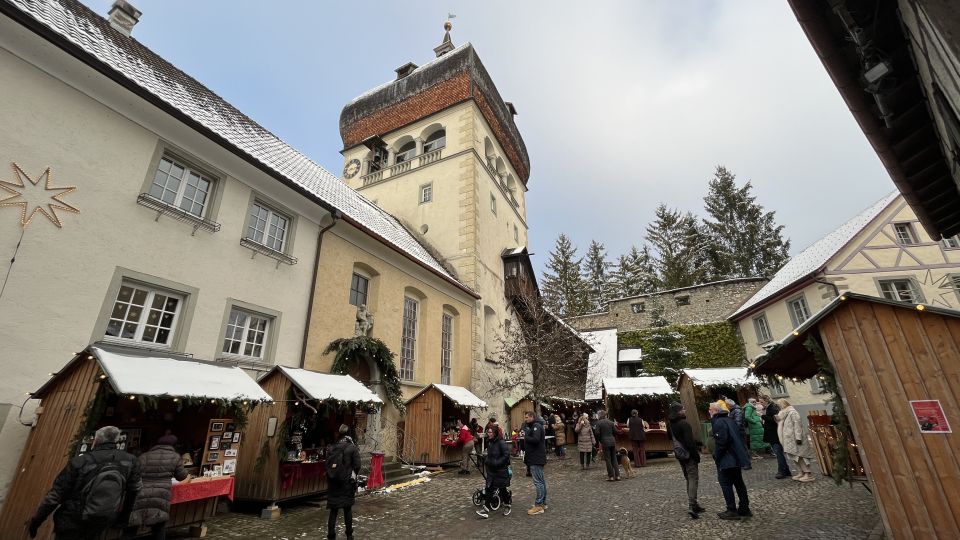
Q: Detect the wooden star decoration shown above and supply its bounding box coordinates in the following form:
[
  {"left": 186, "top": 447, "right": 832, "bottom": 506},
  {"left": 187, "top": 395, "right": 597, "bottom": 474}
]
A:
[{"left": 0, "top": 162, "right": 79, "bottom": 229}]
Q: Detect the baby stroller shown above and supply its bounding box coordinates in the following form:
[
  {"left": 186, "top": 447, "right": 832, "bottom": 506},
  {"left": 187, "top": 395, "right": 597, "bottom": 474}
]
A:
[{"left": 469, "top": 452, "right": 511, "bottom": 511}]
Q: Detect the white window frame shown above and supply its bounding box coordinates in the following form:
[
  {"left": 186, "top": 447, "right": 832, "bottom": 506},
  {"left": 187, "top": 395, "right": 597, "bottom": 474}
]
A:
[
  {"left": 148, "top": 155, "right": 214, "bottom": 218},
  {"left": 420, "top": 183, "right": 433, "bottom": 204},
  {"left": 221, "top": 308, "right": 271, "bottom": 360},
  {"left": 878, "top": 278, "right": 924, "bottom": 304},
  {"left": 769, "top": 378, "right": 789, "bottom": 398},
  {"left": 349, "top": 272, "right": 370, "bottom": 307},
  {"left": 893, "top": 222, "right": 917, "bottom": 245},
  {"left": 423, "top": 130, "right": 446, "bottom": 153},
  {"left": 105, "top": 282, "right": 183, "bottom": 347},
  {"left": 490, "top": 193, "right": 497, "bottom": 216},
  {"left": 631, "top": 302, "right": 645, "bottom": 314},
  {"left": 441, "top": 313, "right": 453, "bottom": 385},
  {"left": 400, "top": 296, "right": 419, "bottom": 381},
  {"left": 810, "top": 376, "right": 826, "bottom": 394},
  {"left": 943, "top": 235, "right": 960, "bottom": 249},
  {"left": 246, "top": 201, "right": 291, "bottom": 253},
  {"left": 787, "top": 294, "right": 811, "bottom": 328},
  {"left": 753, "top": 313, "right": 773, "bottom": 344}
]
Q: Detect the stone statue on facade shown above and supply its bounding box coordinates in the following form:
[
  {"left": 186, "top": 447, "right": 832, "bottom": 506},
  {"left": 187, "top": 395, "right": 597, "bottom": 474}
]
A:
[{"left": 355, "top": 304, "right": 374, "bottom": 337}]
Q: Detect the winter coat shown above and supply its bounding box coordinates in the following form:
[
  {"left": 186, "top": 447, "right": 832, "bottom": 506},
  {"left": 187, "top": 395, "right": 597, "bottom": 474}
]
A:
[
  {"left": 31, "top": 442, "right": 142, "bottom": 535},
  {"left": 326, "top": 436, "right": 362, "bottom": 509},
  {"left": 128, "top": 445, "right": 188, "bottom": 526},
  {"left": 522, "top": 417, "right": 547, "bottom": 466},
  {"left": 553, "top": 420, "right": 566, "bottom": 446},
  {"left": 761, "top": 401, "right": 781, "bottom": 445},
  {"left": 728, "top": 404, "right": 745, "bottom": 435},
  {"left": 595, "top": 418, "right": 617, "bottom": 447},
  {"left": 710, "top": 411, "right": 751, "bottom": 470},
  {"left": 667, "top": 413, "right": 700, "bottom": 464},
  {"left": 627, "top": 416, "right": 646, "bottom": 442},
  {"left": 575, "top": 419, "right": 596, "bottom": 453},
  {"left": 485, "top": 436, "right": 511, "bottom": 488},
  {"left": 777, "top": 406, "right": 815, "bottom": 459},
  {"left": 743, "top": 404, "right": 769, "bottom": 451}
]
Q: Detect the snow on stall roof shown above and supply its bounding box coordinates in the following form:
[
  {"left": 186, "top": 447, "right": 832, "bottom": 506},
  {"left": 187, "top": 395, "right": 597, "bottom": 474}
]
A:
[
  {"left": 6, "top": 0, "right": 467, "bottom": 293},
  {"left": 583, "top": 329, "right": 617, "bottom": 400},
  {"left": 683, "top": 368, "right": 761, "bottom": 388},
  {"left": 603, "top": 376, "right": 674, "bottom": 397},
  {"left": 92, "top": 347, "right": 272, "bottom": 401},
  {"left": 618, "top": 349, "right": 642, "bottom": 363},
  {"left": 731, "top": 192, "right": 900, "bottom": 319},
  {"left": 278, "top": 367, "right": 382, "bottom": 404},
  {"left": 432, "top": 384, "right": 487, "bottom": 408}
]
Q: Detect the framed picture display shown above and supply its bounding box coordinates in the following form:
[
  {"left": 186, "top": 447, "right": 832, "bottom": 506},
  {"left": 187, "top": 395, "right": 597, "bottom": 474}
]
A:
[
  {"left": 226, "top": 423, "right": 237, "bottom": 432},
  {"left": 222, "top": 459, "right": 237, "bottom": 475},
  {"left": 207, "top": 451, "right": 219, "bottom": 462},
  {"left": 224, "top": 448, "right": 238, "bottom": 458},
  {"left": 232, "top": 432, "right": 241, "bottom": 444},
  {"left": 210, "top": 422, "right": 224, "bottom": 432},
  {"left": 208, "top": 436, "right": 220, "bottom": 450},
  {"left": 222, "top": 432, "right": 233, "bottom": 441}
]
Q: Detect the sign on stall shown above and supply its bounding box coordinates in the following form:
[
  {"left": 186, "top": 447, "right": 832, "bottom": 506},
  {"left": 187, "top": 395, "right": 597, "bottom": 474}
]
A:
[{"left": 909, "top": 400, "right": 951, "bottom": 433}]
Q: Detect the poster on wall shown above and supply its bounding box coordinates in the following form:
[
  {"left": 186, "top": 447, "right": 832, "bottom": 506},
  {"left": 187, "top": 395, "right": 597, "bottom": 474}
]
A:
[{"left": 910, "top": 400, "right": 952, "bottom": 433}]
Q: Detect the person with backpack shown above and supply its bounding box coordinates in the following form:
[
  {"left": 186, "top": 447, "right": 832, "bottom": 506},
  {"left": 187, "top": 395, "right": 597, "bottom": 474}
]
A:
[
  {"left": 29, "top": 425, "right": 142, "bottom": 539},
  {"left": 710, "top": 401, "right": 752, "bottom": 520},
  {"left": 124, "top": 434, "right": 189, "bottom": 540},
  {"left": 326, "top": 424, "right": 361, "bottom": 540},
  {"left": 476, "top": 426, "right": 512, "bottom": 519},
  {"left": 667, "top": 402, "right": 705, "bottom": 519}
]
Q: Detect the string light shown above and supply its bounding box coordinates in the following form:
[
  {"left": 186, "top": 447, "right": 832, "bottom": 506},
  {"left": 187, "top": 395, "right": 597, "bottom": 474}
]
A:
[
  {"left": 839, "top": 295, "right": 846, "bottom": 301},
  {"left": 87, "top": 355, "right": 95, "bottom": 360},
  {"left": 916, "top": 304, "right": 925, "bottom": 311},
  {"left": 128, "top": 395, "right": 136, "bottom": 400},
  {"left": 99, "top": 374, "right": 107, "bottom": 380},
  {"left": 172, "top": 398, "right": 179, "bottom": 402},
  {"left": 0, "top": 163, "right": 79, "bottom": 228}
]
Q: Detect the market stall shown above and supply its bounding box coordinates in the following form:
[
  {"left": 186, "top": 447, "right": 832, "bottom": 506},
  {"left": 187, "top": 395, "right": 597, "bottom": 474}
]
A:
[
  {"left": 755, "top": 293, "right": 960, "bottom": 539},
  {"left": 542, "top": 396, "right": 587, "bottom": 446},
  {"left": 404, "top": 384, "right": 487, "bottom": 465},
  {"left": 676, "top": 367, "right": 762, "bottom": 440},
  {"left": 602, "top": 377, "right": 676, "bottom": 453},
  {"left": 235, "top": 367, "right": 381, "bottom": 512},
  {"left": 0, "top": 344, "right": 271, "bottom": 540},
  {"left": 506, "top": 396, "right": 536, "bottom": 435}
]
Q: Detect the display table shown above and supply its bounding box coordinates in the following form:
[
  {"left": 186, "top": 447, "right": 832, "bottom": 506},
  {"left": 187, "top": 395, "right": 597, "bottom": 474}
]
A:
[
  {"left": 279, "top": 461, "right": 326, "bottom": 491},
  {"left": 614, "top": 427, "right": 673, "bottom": 454},
  {"left": 171, "top": 476, "right": 235, "bottom": 504}
]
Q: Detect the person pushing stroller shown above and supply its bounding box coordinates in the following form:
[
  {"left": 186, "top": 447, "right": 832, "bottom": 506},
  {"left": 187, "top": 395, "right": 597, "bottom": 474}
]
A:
[{"left": 476, "top": 425, "right": 512, "bottom": 518}]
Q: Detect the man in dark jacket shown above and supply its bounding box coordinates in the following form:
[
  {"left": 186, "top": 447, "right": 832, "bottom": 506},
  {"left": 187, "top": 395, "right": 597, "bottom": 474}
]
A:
[
  {"left": 667, "top": 402, "right": 705, "bottom": 518},
  {"left": 595, "top": 411, "right": 619, "bottom": 481},
  {"left": 327, "top": 424, "right": 361, "bottom": 540},
  {"left": 126, "top": 434, "right": 189, "bottom": 539},
  {"left": 29, "top": 425, "right": 142, "bottom": 539},
  {"left": 710, "top": 402, "right": 751, "bottom": 520},
  {"left": 476, "top": 426, "right": 512, "bottom": 519},
  {"left": 521, "top": 411, "right": 547, "bottom": 515},
  {"left": 759, "top": 395, "right": 791, "bottom": 479},
  {"left": 627, "top": 409, "right": 647, "bottom": 467}
]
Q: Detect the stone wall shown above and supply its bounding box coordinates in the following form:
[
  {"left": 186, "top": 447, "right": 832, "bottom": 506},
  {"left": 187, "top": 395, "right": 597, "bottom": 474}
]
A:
[{"left": 566, "top": 278, "right": 768, "bottom": 332}]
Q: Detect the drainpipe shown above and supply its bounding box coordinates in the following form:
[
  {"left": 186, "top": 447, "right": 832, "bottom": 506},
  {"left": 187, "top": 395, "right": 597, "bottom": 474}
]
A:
[
  {"left": 815, "top": 278, "right": 840, "bottom": 300},
  {"left": 300, "top": 210, "right": 342, "bottom": 368}
]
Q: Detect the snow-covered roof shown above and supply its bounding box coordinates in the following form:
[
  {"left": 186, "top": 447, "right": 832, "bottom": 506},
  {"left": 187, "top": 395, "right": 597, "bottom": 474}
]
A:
[
  {"left": 582, "top": 329, "right": 618, "bottom": 400},
  {"left": 618, "top": 349, "right": 642, "bottom": 363},
  {"left": 682, "top": 368, "right": 761, "bottom": 389},
  {"left": 5, "top": 0, "right": 473, "bottom": 297},
  {"left": 408, "top": 384, "right": 487, "bottom": 408},
  {"left": 730, "top": 192, "right": 900, "bottom": 319},
  {"left": 91, "top": 347, "right": 272, "bottom": 402},
  {"left": 603, "top": 376, "right": 674, "bottom": 397},
  {"left": 276, "top": 367, "right": 382, "bottom": 404}
]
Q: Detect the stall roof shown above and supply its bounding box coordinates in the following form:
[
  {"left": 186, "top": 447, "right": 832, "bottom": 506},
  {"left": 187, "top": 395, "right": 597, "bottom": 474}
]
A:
[
  {"left": 682, "top": 368, "right": 761, "bottom": 388},
  {"left": 274, "top": 367, "right": 382, "bottom": 404},
  {"left": 603, "top": 376, "right": 674, "bottom": 397},
  {"left": 618, "top": 349, "right": 642, "bottom": 363},
  {"left": 408, "top": 384, "right": 487, "bottom": 408}
]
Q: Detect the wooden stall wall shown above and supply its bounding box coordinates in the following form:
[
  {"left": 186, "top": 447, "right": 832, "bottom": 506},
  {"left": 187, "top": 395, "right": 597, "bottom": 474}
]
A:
[
  {"left": 509, "top": 398, "right": 534, "bottom": 434},
  {"left": 234, "top": 372, "right": 290, "bottom": 503},
  {"left": 677, "top": 377, "right": 701, "bottom": 436},
  {"left": 0, "top": 357, "right": 100, "bottom": 540},
  {"left": 405, "top": 388, "right": 441, "bottom": 464},
  {"left": 820, "top": 301, "right": 960, "bottom": 539}
]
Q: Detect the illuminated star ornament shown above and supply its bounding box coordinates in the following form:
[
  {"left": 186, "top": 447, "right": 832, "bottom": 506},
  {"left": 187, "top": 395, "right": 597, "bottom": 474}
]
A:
[{"left": 0, "top": 162, "right": 79, "bottom": 228}]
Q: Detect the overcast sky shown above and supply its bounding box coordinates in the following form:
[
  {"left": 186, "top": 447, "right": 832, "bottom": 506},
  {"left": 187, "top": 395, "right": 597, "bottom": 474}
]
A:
[{"left": 83, "top": 0, "right": 892, "bottom": 276}]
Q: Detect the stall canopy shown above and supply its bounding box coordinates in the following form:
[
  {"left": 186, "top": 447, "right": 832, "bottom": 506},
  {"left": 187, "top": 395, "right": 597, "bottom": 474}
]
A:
[
  {"left": 273, "top": 366, "right": 382, "bottom": 404},
  {"left": 683, "top": 368, "right": 761, "bottom": 389},
  {"left": 618, "top": 349, "right": 643, "bottom": 363},
  {"left": 408, "top": 383, "right": 487, "bottom": 408},
  {"left": 603, "top": 376, "right": 674, "bottom": 397}
]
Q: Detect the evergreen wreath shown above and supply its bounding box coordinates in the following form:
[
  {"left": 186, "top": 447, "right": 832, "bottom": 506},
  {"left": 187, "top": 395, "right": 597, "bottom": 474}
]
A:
[
  {"left": 805, "top": 336, "right": 856, "bottom": 485},
  {"left": 324, "top": 336, "right": 404, "bottom": 413}
]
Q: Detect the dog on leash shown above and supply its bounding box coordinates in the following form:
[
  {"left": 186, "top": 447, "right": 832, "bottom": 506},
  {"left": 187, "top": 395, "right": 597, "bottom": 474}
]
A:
[{"left": 617, "top": 448, "right": 634, "bottom": 478}]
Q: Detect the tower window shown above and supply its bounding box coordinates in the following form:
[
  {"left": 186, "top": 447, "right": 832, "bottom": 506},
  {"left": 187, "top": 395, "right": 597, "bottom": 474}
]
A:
[
  {"left": 420, "top": 183, "right": 433, "bottom": 204},
  {"left": 395, "top": 140, "right": 417, "bottom": 163},
  {"left": 513, "top": 224, "right": 519, "bottom": 242},
  {"left": 491, "top": 193, "right": 497, "bottom": 216},
  {"left": 423, "top": 129, "right": 446, "bottom": 153}
]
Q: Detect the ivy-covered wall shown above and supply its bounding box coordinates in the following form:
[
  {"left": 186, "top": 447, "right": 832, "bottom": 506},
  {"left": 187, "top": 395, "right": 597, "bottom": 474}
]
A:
[{"left": 619, "top": 321, "right": 746, "bottom": 369}]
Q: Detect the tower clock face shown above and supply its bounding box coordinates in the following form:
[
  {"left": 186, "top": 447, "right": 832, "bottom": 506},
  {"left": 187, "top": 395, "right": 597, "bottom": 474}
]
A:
[{"left": 343, "top": 158, "right": 361, "bottom": 179}]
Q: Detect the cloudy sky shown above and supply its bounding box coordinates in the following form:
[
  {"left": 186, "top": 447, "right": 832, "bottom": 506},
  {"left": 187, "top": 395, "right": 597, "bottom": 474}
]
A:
[{"left": 83, "top": 0, "right": 892, "bottom": 275}]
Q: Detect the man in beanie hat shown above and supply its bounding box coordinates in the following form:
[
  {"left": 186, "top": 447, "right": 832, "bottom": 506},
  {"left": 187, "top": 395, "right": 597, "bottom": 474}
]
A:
[
  {"left": 327, "top": 424, "right": 361, "bottom": 539},
  {"left": 667, "top": 402, "right": 704, "bottom": 518}
]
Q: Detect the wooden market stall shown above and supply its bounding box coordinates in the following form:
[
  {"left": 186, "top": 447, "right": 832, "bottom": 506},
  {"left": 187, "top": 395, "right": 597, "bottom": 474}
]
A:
[
  {"left": 404, "top": 384, "right": 487, "bottom": 465},
  {"left": 676, "top": 368, "right": 762, "bottom": 441},
  {"left": 542, "top": 396, "right": 587, "bottom": 446},
  {"left": 602, "top": 377, "right": 676, "bottom": 453},
  {"left": 235, "top": 367, "right": 382, "bottom": 512},
  {"left": 506, "top": 396, "right": 536, "bottom": 435},
  {"left": 0, "top": 344, "right": 272, "bottom": 540},
  {"left": 755, "top": 293, "right": 960, "bottom": 539}
]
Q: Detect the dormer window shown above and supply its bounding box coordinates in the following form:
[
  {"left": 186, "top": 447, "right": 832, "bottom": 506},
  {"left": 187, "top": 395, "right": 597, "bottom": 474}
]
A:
[
  {"left": 423, "top": 129, "right": 446, "bottom": 153},
  {"left": 395, "top": 140, "right": 417, "bottom": 163}
]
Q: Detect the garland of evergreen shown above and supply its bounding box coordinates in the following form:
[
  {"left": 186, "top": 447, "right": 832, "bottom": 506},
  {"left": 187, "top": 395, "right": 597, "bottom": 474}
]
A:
[
  {"left": 805, "top": 336, "right": 854, "bottom": 485},
  {"left": 324, "top": 336, "right": 404, "bottom": 413}
]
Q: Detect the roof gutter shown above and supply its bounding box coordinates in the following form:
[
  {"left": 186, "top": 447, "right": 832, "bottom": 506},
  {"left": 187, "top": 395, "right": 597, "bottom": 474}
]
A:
[{"left": 787, "top": 0, "right": 944, "bottom": 240}]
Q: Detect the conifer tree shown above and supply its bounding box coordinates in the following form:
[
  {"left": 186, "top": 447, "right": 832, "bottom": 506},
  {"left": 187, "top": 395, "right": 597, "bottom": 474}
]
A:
[
  {"left": 541, "top": 234, "right": 590, "bottom": 317},
  {"left": 640, "top": 301, "right": 690, "bottom": 386},
  {"left": 645, "top": 205, "right": 706, "bottom": 289},
  {"left": 702, "top": 166, "right": 791, "bottom": 279},
  {"left": 582, "top": 240, "right": 614, "bottom": 312},
  {"left": 610, "top": 245, "right": 660, "bottom": 298}
]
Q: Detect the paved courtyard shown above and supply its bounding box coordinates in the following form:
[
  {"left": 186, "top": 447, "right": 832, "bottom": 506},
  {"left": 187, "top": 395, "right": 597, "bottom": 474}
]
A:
[{"left": 200, "top": 454, "right": 881, "bottom": 539}]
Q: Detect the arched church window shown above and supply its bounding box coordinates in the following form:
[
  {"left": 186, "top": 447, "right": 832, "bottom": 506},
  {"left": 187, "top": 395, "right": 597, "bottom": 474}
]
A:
[
  {"left": 395, "top": 140, "right": 417, "bottom": 163},
  {"left": 424, "top": 129, "right": 446, "bottom": 152}
]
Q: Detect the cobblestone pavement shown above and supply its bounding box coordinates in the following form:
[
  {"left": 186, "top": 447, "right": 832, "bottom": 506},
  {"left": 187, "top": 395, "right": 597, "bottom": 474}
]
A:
[{"left": 199, "top": 454, "right": 880, "bottom": 540}]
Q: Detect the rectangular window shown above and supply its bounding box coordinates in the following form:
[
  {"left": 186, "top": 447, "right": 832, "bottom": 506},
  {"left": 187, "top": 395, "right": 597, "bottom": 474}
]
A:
[
  {"left": 894, "top": 223, "right": 917, "bottom": 245},
  {"left": 349, "top": 273, "right": 369, "bottom": 306},
  {"left": 769, "top": 378, "right": 789, "bottom": 398},
  {"left": 490, "top": 193, "right": 497, "bottom": 215},
  {"left": 400, "top": 297, "right": 418, "bottom": 380},
  {"left": 105, "top": 283, "right": 182, "bottom": 346},
  {"left": 753, "top": 313, "right": 773, "bottom": 344},
  {"left": 787, "top": 295, "right": 811, "bottom": 328},
  {"left": 675, "top": 295, "right": 690, "bottom": 307},
  {"left": 222, "top": 308, "right": 270, "bottom": 359},
  {"left": 943, "top": 235, "right": 960, "bottom": 249},
  {"left": 149, "top": 156, "right": 213, "bottom": 218},
  {"left": 247, "top": 201, "right": 290, "bottom": 252},
  {"left": 810, "top": 376, "right": 826, "bottom": 394},
  {"left": 440, "top": 313, "right": 453, "bottom": 385},
  {"left": 423, "top": 134, "right": 446, "bottom": 153},
  {"left": 879, "top": 279, "right": 923, "bottom": 303},
  {"left": 514, "top": 224, "right": 519, "bottom": 243},
  {"left": 420, "top": 184, "right": 433, "bottom": 204},
  {"left": 631, "top": 302, "right": 645, "bottom": 313}
]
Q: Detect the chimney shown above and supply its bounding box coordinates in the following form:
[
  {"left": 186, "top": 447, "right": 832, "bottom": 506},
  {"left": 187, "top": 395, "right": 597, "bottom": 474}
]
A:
[
  {"left": 505, "top": 102, "right": 518, "bottom": 117},
  {"left": 108, "top": 0, "right": 142, "bottom": 36},
  {"left": 395, "top": 62, "right": 418, "bottom": 80}
]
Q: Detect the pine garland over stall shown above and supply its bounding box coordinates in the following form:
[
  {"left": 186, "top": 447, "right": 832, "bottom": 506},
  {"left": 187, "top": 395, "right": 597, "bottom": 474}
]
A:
[
  {"left": 619, "top": 321, "right": 746, "bottom": 370},
  {"left": 324, "top": 336, "right": 404, "bottom": 412}
]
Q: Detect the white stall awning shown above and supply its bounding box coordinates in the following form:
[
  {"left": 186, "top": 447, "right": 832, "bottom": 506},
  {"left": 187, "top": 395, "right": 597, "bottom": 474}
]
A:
[
  {"left": 277, "top": 367, "right": 382, "bottom": 404},
  {"left": 603, "top": 376, "right": 674, "bottom": 397},
  {"left": 409, "top": 384, "right": 487, "bottom": 408},
  {"left": 683, "top": 368, "right": 761, "bottom": 388}
]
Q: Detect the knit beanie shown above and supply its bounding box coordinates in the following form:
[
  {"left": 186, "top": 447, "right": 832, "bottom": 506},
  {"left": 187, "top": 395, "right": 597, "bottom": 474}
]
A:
[
  {"left": 715, "top": 399, "right": 730, "bottom": 412},
  {"left": 669, "top": 402, "right": 684, "bottom": 416},
  {"left": 158, "top": 434, "right": 177, "bottom": 446}
]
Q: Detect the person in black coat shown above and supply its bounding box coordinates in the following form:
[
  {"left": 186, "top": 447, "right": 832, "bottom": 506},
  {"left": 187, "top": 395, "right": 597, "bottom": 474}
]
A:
[
  {"left": 627, "top": 409, "right": 647, "bottom": 467},
  {"left": 710, "top": 402, "right": 752, "bottom": 521},
  {"left": 126, "top": 434, "right": 189, "bottom": 540},
  {"left": 758, "top": 395, "right": 791, "bottom": 479},
  {"left": 594, "top": 411, "right": 619, "bottom": 481},
  {"left": 521, "top": 412, "right": 547, "bottom": 514},
  {"left": 667, "top": 402, "right": 704, "bottom": 518},
  {"left": 476, "top": 426, "right": 512, "bottom": 518},
  {"left": 327, "top": 425, "right": 361, "bottom": 540}
]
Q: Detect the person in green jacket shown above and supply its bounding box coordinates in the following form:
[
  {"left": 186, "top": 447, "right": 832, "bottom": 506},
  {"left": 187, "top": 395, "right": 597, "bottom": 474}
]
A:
[{"left": 743, "top": 398, "right": 769, "bottom": 455}]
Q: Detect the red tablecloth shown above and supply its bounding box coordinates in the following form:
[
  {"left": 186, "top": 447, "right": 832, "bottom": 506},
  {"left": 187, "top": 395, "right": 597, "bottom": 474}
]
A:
[
  {"left": 280, "top": 461, "right": 326, "bottom": 491},
  {"left": 170, "top": 476, "right": 234, "bottom": 504},
  {"left": 367, "top": 452, "right": 385, "bottom": 490}
]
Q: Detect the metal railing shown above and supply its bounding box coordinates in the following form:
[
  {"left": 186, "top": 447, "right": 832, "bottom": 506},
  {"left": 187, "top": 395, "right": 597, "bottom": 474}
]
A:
[{"left": 358, "top": 147, "right": 445, "bottom": 187}]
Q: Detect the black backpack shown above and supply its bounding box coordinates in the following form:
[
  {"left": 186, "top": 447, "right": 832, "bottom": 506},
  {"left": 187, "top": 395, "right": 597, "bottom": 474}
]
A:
[
  {"left": 326, "top": 442, "right": 352, "bottom": 483},
  {"left": 80, "top": 453, "right": 128, "bottom": 524}
]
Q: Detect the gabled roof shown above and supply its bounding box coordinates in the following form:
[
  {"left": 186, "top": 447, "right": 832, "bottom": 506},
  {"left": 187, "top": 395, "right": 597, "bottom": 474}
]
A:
[
  {"left": 602, "top": 376, "right": 674, "bottom": 398},
  {"left": 1, "top": 0, "right": 476, "bottom": 299},
  {"left": 407, "top": 383, "right": 487, "bottom": 409},
  {"left": 730, "top": 192, "right": 900, "bottom": 320}
]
